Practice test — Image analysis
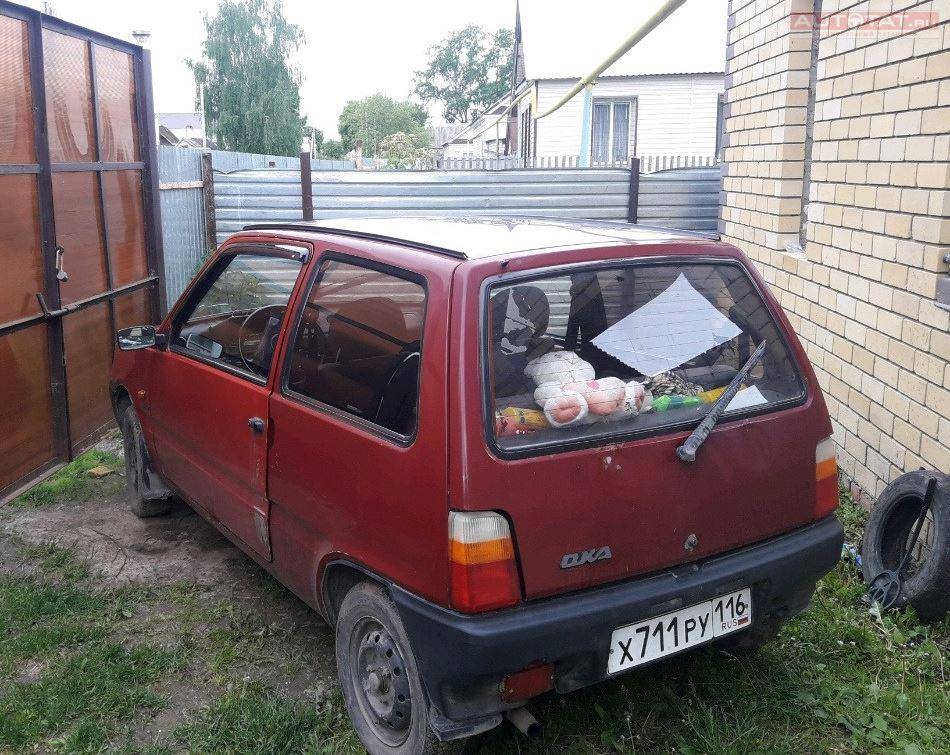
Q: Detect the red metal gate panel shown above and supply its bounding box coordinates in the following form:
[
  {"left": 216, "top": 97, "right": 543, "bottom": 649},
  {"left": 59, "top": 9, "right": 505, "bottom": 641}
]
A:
[{"left": 0, "top": 0, "right": 164, "bottom": 502}]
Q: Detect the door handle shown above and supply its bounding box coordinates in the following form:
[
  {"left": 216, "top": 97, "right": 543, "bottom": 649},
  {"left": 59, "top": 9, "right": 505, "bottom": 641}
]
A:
[{"left": 248, "top": 417, "right": 266, "bottom": 434}]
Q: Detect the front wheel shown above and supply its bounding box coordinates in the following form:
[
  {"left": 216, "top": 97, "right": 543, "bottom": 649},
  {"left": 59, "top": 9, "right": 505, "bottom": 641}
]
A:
[
  {"left": 120, "top": 404, "right": 172, "bottom": 518},
  {"left": 335, "top": 582, "right": 447, "bottom": 755}
]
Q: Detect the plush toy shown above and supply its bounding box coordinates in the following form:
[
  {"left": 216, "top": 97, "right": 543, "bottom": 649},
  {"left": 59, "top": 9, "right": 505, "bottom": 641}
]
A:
[
  {"left": 524, "top": 350, "right": 595, "bottom": 386},
  {"left": 606, "top": 380, "right": 648, "bottom": 422},
  {"left": 494, "top": 406, "right": 550, "bottom": 437},
  {"left": 525, "top": 351, "right": 647, "bottom": 428}
]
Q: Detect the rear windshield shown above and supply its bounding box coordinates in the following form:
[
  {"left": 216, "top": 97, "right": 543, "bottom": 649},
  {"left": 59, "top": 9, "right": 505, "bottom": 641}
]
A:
[{"left": 486, "top": 261, "right": 805, "bottom": 453}]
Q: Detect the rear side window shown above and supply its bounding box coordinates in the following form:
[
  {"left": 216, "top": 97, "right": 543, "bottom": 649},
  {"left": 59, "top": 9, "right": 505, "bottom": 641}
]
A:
[
  {"left": 487, "top": 261, "right": 804, "bottom": 453},
  {"left": 285, "top": 258, "right": 426, "bottom": 437}
]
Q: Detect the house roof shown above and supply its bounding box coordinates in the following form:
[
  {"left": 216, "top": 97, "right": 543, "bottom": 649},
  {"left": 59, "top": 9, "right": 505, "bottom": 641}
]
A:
[
  {"left": 519, "top": 0, "right": 727, "bottom": 81},
  {"left": 157, "top": 112, "right": 204, "bottom": 130},
  {"left": 242, "top": 217, "right": 716, "bottom": 260}
]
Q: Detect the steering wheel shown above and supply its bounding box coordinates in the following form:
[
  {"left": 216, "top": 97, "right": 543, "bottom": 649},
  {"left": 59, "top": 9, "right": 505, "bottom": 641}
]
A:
[
  {"left": 237, "top": 304, "right": 286, "bottom": 374},
  {"left": 286, "top": 314, "right": 330, "bottom": 392}
]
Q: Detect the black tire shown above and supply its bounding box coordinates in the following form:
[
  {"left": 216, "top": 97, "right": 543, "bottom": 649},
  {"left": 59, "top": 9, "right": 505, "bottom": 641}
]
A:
[
  {"left": 862, "top": 470, "right": 950, "bottom": 621},
  {"left": 120, "top": 404, "right": 172, "bottom": 518},
  {"left": 335, "top": 582, "right": 449, "bottom": 755}
]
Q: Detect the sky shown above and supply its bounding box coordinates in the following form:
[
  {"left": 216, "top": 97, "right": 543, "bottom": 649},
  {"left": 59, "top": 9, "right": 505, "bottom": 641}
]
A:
[{"left": 22, "top": 0, "right": 723, "bottom": 139}]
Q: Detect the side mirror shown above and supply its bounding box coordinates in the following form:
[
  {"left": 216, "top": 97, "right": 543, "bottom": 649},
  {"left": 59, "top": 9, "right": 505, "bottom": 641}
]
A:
[{"left": 116, "top": 325, "right": 164, "bottom": 351}]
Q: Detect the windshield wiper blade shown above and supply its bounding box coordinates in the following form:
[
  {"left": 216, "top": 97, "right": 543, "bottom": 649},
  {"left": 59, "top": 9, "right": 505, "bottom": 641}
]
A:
[{"left": 676, "top": 340, "right": 768, "bottom": 463}]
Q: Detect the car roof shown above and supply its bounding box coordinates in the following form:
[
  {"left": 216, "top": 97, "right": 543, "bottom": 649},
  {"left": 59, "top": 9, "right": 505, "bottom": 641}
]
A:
[{"left": 242, "top": 217, "right": 719, "bottom": 261}]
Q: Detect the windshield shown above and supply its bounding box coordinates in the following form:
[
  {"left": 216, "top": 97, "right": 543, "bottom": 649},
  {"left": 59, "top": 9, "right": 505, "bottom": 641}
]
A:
[{"left": 486, "top": 261, "right": 805, "bottom": 453}]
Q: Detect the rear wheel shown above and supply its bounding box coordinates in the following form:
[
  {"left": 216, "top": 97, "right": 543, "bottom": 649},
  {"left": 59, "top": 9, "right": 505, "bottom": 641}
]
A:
[
  {"left": 335, "top": 582, "right": 447, "bottom": 754},
  {"left": 120, "top": 404, "right": 171, "bottom": 518}
]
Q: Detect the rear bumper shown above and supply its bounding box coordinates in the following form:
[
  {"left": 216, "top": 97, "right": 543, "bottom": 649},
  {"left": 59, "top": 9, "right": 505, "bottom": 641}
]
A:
[{"left": 392, "top": 515, "right": 843, "bottom": 736}]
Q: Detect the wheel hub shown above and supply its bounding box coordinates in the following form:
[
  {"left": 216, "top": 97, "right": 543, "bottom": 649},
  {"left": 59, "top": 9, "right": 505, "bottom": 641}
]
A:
[{"left": 355, "top": 624, "right": 412, "bottom": 733}]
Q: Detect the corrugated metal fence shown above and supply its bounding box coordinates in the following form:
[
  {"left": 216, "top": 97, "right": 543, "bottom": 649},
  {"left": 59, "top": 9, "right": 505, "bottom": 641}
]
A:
[
  {"left": 157, "top": 148, "right": 208, "bottom": 303},
  {"left": 636, "top": 168, "right": 722, "bottom": 232},
  {"left": 158, "top": 149, "right": 723, "bottom": 297},
  {"left": 310, "top": 169, "right": 632, "bottom": 221}
]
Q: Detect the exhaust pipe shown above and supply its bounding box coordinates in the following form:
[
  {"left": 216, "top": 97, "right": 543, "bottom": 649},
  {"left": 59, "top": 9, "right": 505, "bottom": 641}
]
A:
[{"left": 505, "top": 707, "right": 542, "bottom": 739}]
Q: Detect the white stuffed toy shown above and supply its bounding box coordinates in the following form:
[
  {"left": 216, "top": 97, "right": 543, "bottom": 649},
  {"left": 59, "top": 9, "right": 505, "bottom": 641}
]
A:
[
  {"left": 524, "top": 350, "right": 594, "bottom": 386},
  {"left": 525, "top": 351, "right": 647, "bottom": 428}
]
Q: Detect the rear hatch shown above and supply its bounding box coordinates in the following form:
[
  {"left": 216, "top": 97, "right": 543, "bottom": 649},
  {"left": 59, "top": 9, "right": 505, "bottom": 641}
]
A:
[{"left": 481, "top": 258, "right": 827, "bottom": 600}]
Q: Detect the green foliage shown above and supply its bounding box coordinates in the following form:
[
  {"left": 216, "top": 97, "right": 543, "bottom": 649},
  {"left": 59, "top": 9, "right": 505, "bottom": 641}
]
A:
[
  {"left": 413, "top": 25, "right": 514, "bottom": 123},
  {"left": 190, "top": 0, "right": 305, "bottom": 156},
  {"left": 379, "top": 131, "right": 429, "bottom": 169},
  {"left": 318, "top": 138, "right": 346, "bottom": 160},
  {"left": 304, "top": 125, "right": 323, "bottom": 155},
  {"left": 337, "top": 94, "right": 428, "bottom": 156}
]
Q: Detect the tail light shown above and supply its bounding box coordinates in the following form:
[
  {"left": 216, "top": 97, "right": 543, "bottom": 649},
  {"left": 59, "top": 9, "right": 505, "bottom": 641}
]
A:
[
  {"left": 814, "top": 436, "right": 839, "bottom": 519},
  {"left": 448, "top": 511, "right": 520, "bottom": 612}
]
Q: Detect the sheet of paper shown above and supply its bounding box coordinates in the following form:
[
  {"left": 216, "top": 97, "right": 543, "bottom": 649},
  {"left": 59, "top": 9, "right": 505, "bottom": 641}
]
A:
[
  {"left": 591, "top": 273, "right": 743, "bottom": 376},
  {"left": 725, "top": 385, "right": 767, "bottom": 412}
]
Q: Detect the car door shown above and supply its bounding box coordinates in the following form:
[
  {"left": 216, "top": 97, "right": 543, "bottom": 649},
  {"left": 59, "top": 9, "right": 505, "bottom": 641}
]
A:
[{"left": 147, "top": 244, "right": 308, "bottom": 560}]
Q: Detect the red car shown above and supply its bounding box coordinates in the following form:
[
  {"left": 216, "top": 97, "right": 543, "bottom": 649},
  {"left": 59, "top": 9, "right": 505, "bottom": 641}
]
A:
[{"left": 111, "top": 217, "right": 843, "bottom": 754}]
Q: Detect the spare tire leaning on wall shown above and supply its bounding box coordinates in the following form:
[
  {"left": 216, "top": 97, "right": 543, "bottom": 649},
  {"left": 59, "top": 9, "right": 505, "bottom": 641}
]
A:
[{"left": 861, "top": 470, "right": 949, "bottom": 621}]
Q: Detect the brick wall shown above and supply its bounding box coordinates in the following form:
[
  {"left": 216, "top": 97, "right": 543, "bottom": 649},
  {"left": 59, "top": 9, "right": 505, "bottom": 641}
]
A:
[{"left": 721, "top": 0, "right": 949, "bottom": 502}]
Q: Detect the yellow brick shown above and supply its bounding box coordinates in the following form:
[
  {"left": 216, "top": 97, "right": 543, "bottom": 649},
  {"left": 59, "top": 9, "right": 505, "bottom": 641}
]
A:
[
  {"left": 917, "top": 162, "right": 950, "bottom": 189},
  {"left": 892, "top": 418, "right": 921, "bottom": 454},
  {"left": 883, "top": 213, "right": 912, "bottom": 238},
  {"left": 922, "top": 107, "right": 950, "bottom": 135},
  {"left": 926, "top": 50, "right": 950, "bottom": 81},
  {"left": 898, "top": 370, "right": 928, "bottom": 404},
  {"left": 909, "top": 81, "right": 940, "bottom": 109}
]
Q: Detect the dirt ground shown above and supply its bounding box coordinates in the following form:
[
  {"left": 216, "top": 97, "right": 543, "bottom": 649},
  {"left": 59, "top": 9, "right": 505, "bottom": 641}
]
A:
[
  {"left": 0, "top": 437, "right": 345, "bottom": 751},
  {"left": 3, "top": 441, "right": 947, "bottom": 754}
]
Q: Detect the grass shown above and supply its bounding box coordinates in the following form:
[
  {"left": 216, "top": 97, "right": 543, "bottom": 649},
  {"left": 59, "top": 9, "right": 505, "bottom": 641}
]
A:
[
  {"left": 1, "top": 455, "right": 947, "bottom": 753},
  {"left": 11, "top": 449, "right": 123, "bottom": 508},
  {"left": 0, "top": 544, "right": 177, "bottom": 752},
  {"left": 171, "top": 683, "right": 352, "bottom": 754},
  {"left": 468, "top": 497, "right": 949, "bottom": 754}
]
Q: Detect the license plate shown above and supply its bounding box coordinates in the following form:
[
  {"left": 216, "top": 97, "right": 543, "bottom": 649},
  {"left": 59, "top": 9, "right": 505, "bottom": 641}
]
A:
[{"left": 608, "top": 588, "right": 752, "bottom": 674}]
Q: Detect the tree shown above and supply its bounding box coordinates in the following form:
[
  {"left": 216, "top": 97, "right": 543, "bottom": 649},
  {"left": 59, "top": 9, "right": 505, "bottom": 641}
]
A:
[
  {"left": 319, "top": 139, "right": 346, "bottom": 159},
  {"left": 379, "top": 131, "right": 429, "bottom": 169},
  {"left": 189, "top": 0, "right": 304, "bottom": 156},
  {"left": 337, "top": 94, "right": 429, "bottom": 156},
  {"left": 305, "top": 126, "right": 323, "bottom": 155},
  {"left": 413, "top": 25, "right": 514, "bottom": 123}
]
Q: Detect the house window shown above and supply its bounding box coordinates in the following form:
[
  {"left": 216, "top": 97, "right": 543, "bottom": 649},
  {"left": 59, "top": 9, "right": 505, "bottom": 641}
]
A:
[
  {"left": 715, "top": 92, "right": 726, "bottom": 158},
  {"left": 520, "top": 103, "right": 533, "bottom": 164},
  {"left": 591, "top": 98, "right": 635, "bottom": 164}
]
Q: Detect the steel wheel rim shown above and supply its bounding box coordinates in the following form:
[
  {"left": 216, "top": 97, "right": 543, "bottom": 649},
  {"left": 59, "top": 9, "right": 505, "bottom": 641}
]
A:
[{"left": 348, "top": 617, "right": 412, "bottom": 747}]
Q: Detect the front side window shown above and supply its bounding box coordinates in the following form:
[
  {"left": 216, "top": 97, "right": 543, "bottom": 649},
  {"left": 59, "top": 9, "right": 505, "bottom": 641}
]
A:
[
  {"left": 487, "top": 261, "right": 804, "bottom": 453},
  {"left": 285, "top": 259, "right": 426, "bottom": 437},
  {"left": 173, "top": 253, "right": 302, "bottom": 379}
]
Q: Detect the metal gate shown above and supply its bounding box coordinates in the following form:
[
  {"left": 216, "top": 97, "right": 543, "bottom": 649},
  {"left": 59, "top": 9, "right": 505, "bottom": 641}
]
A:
[{"left": 0, "top": 1, "right": 163, "bottom": 502}]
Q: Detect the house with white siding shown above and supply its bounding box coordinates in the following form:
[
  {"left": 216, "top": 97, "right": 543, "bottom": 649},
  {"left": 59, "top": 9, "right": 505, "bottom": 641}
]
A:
[{"left": 443, "top": 0, "right": 728, "bottom": 167}]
